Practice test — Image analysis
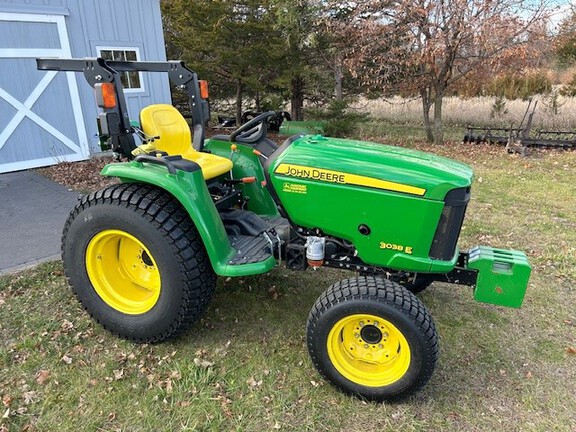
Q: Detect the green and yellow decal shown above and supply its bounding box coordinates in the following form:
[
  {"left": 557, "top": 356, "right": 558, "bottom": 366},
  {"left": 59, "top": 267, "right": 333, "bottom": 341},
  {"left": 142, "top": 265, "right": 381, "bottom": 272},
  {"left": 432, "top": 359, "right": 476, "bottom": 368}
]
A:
[{"left": 275, "top": 163, "right": 426, "bottom": 196}]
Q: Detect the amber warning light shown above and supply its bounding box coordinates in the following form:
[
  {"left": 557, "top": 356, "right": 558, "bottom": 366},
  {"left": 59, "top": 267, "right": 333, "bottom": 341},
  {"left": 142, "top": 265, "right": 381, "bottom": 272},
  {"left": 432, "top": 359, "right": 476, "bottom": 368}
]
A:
[
  {"left": 95, "top": 83, "right": 117, "bottom": 109},
  {"left": 199, "top": 80, "right": 209, "bottom": 99}
]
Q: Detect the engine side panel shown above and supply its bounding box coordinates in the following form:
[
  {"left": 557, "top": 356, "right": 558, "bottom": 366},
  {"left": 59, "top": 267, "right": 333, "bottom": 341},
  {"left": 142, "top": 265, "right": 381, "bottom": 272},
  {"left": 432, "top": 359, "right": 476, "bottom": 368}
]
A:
[{"left": 267, "top": 136, "right": 473, "bottom": 272}]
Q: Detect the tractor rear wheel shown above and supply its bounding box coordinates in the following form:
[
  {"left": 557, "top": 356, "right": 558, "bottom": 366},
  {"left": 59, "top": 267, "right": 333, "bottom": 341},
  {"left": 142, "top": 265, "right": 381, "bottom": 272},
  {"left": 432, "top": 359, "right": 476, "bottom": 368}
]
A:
[
  {"left": 62, "top": 183, "right": 216, "bottom": 343},
  {"left": 306, "top": 276, "right": 438, "bottom": 401}
]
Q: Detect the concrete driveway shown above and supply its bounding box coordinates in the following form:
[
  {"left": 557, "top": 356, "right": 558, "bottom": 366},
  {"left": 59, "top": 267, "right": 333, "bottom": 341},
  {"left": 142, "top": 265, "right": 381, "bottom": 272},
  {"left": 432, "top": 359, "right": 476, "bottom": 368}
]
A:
[{"left": 0, "top": 170, "right": 79, "bottom": 275}]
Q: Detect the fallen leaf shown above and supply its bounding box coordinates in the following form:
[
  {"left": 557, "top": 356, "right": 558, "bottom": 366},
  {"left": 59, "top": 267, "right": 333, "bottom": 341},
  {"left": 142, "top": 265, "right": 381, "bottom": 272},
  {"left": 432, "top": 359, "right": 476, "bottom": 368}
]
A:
[
  {"left": 22, "top": 391, "right": 37, "bottom": 405},
  {"left": 246, "top": 376, "right": 262, "bottom": 389},
  {"left": 526, "top": 371, "right": 533, "bottom": 379},
  {"left": 0, "top": 424, "right": 8, "bottom": 432},
  {"left": 268, "top": 286, "right": 279, "bottom": 300},
  {"left": 1, "top": 395, "right": 11, "bottom": 407},
  {"left": 61, "top": 319, "right": 74, "bottom": 332},
  {"left": 36, "top": 370, "right": 50, "bottom": 385},
  {"left": 193, "top": 358, "right": 214, "bottom": 369},
  {"left": 61, "top": 355, "right": 72, "bottom": 365},
  {"left": 567, "top": 346, "right": 576, "bottom": 354},
  {"left": 273, "top": 421, "right": 281, "bottom": 430},
  {"left": 310, "top": 380, "right": 319, "bottom": 388},
  {"left": 2, "top": 408, "right": 9, "bottom": 419}
]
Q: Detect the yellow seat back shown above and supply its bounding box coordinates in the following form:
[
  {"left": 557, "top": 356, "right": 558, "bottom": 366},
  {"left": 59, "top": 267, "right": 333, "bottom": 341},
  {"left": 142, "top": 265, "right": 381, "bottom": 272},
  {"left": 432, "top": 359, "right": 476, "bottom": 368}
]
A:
[
  {"left": 139, "top": 104, "right": 233, "bottom": 179},
  {"left": 140, "top": 104, "right": 192, "bottom": 156}
]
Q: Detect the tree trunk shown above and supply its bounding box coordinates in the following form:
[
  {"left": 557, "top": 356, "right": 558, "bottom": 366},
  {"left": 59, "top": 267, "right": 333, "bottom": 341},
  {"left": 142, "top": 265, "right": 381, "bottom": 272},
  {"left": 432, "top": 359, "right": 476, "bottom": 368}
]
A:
[
  {"left": 235, "top": 78, "right": 243, "bottom": 125},
  {"left": 255, "top": 91, "right": 260, "bottom": 112},
  {"left": 433, "top": 89, "right": 444, "bottom": 145},
  {"left": 420, "top": 88, "right": 434, "bottom": 143},
  {"left": 334, "top": 57, "right": 343, "bottom": 100},
  {"left": 290, "top": 75, "right": 304, "bottom": 121}
]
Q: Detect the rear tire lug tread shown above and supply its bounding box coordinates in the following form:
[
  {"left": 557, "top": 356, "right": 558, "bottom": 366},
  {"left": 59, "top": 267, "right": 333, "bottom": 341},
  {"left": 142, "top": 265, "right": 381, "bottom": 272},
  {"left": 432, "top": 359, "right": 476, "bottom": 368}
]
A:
[{"left": 62, "top": 183, "right": 216, "bottom": 344}]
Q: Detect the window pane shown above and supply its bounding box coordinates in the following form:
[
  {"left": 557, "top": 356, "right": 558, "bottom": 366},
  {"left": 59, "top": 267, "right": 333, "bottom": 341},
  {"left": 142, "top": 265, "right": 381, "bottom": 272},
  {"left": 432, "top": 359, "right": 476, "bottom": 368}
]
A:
[
  {"left": 113, "top": 50, "right": 127, "bottom": 61},
  {"left": 120, "top": 73, "right": 129, "bottom": 88},
  {"left": 128, "top": 71, "right": 140, "bottom": 88},
  {"left": 98, "top": 49, "right": 141, "bottom": 89}
]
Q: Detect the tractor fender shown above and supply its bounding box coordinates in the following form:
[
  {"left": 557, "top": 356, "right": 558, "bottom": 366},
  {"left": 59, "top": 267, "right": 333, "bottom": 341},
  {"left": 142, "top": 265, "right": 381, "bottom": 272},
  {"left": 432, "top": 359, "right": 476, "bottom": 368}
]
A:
[{"left": 101, "top": 161, "right": 235, "bottom": 275}]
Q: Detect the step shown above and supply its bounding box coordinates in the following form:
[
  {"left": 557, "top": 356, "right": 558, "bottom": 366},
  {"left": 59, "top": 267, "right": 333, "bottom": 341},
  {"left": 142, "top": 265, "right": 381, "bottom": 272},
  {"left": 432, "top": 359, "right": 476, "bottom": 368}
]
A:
[{"left": 228, "top": 234, "right": 276, "bottom": 265}]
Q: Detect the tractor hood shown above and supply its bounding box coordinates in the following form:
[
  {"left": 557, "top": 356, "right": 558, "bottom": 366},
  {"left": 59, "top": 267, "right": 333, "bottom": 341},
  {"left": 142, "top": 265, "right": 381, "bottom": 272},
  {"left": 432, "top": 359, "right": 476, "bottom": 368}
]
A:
[{"left": 268, "top": 135, "right": 473, "bottom": 200}]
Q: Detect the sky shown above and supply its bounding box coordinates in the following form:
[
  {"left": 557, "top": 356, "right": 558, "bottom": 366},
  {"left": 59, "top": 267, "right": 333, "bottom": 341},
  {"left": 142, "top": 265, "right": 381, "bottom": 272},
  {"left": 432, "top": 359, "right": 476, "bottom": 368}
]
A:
[{"left": 548, "top": 0, "right": 572, "bottom": 30}]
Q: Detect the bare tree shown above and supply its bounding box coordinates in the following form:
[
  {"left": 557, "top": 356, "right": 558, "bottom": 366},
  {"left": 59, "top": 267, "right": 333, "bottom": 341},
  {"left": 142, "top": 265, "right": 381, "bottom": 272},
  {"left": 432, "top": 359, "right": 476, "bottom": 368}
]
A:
[{"left": 323, "top": 0, "right": 550, "bottom": 143}]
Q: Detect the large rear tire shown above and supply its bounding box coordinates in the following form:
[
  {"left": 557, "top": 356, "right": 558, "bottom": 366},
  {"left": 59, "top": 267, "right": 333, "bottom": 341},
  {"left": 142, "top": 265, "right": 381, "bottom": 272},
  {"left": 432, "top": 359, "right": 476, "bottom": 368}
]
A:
[
  {"left": 62, "top": 183, "right": 216, "bottom": 343},
  {"left": 307, "top": 276, "right": 438, "bottom": 401}
]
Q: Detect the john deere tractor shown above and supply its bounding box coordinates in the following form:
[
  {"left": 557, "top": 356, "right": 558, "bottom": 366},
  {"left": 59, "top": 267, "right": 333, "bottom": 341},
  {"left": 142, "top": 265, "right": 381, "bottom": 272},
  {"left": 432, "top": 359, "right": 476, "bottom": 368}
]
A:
[{"left": 36, "top": 58, "right": 531, "bottom": 401}]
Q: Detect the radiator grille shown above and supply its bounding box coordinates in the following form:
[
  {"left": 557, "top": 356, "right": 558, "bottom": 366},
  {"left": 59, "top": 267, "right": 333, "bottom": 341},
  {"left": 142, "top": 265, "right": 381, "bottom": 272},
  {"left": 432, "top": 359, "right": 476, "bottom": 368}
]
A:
[{"left": 429, "top": 187, "right": 470, "bottom": 261}]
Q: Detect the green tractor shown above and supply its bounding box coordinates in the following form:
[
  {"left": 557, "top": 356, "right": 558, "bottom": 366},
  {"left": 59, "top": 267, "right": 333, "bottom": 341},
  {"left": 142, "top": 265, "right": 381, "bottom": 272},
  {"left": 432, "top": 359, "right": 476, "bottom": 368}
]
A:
[{"left": 37, "top": 58, "right": 531, "bottom": 401}]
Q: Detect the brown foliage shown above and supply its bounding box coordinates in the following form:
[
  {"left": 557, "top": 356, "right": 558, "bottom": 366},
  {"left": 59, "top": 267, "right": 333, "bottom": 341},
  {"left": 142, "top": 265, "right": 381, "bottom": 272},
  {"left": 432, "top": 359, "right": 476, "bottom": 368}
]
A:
[{"left": 320, "top": 0, "right": 549, "bottom": 143}]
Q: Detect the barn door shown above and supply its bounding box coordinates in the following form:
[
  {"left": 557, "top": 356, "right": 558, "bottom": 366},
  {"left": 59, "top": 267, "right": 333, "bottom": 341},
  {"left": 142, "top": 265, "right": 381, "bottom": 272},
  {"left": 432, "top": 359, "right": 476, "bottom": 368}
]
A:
[{"left": 0, "top": 12, "right": 89, "bottom": 173}]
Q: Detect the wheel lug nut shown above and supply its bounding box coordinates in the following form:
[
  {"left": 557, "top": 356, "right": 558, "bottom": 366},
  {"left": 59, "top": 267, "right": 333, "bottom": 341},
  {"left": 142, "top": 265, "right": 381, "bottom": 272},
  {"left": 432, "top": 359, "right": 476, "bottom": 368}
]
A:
[
  {"left": 354, "top": 333, "right": 360, "bottom": 339},
  {"left": 359, "top": 321, "right": 365, "bottom": 327},
  {"left": 378, "top": 344, "right": 383, "bottom": 349},
  {"left": 373, "top": 321, "right": 379, "bottom": 327},
  {"left": 364, "top": 344, "right": 369, "bottom": 349}
]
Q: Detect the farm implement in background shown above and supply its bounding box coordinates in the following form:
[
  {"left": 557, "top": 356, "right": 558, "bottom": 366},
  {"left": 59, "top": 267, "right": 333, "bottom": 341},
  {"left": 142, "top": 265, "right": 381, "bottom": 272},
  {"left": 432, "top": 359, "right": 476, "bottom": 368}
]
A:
[{"left": 463, "top": 100, "right": 576, "bottom": 153}]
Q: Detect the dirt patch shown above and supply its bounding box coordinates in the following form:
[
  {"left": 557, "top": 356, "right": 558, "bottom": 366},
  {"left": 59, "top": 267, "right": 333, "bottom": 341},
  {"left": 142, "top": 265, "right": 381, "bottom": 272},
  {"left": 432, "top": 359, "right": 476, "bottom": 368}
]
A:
[{"left": 36, "top": 156, "right": 118, "bottom": 193}]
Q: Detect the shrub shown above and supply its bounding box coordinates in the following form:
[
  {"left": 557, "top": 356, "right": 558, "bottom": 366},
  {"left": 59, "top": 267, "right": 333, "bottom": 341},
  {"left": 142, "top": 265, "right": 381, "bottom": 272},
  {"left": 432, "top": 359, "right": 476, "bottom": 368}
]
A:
[
  {"left": 486, "top": 71, "right": 552, "bottom": 100},
  {"left": 305, "top": 99, "right": 368, "bottom": 137},
  {"left": 490, "top": 96, "right": 509, "bottom": 119},
  {"left": 560, "top": 73, "right": 576, "bottom": 97}
]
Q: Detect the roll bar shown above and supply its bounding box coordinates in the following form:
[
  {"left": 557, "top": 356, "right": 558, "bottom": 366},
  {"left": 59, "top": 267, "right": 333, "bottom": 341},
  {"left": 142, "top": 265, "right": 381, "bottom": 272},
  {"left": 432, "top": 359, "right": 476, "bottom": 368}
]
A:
[{"left": 36, "top": 57, "right": 209, "bottom": 154}]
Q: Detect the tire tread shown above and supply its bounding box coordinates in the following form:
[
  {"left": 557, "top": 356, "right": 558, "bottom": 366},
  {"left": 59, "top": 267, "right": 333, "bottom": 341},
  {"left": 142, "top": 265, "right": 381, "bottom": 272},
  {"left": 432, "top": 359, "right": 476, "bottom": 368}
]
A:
[
  {"left": 62, "top": 183, "right": 216, "bottom": 343},
  {"left": 307, "top": 276, "right": 439, "bottom": 401}
]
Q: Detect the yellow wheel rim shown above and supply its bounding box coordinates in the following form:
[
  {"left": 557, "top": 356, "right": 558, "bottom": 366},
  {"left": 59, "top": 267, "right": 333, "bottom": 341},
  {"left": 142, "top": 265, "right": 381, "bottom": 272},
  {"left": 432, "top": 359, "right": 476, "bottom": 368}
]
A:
[
  {"left": 327, "top": 314, "right": 411, "bottom": 387},
  {"left": 86, "top": 229, "right": 161, "bottom": 315}
]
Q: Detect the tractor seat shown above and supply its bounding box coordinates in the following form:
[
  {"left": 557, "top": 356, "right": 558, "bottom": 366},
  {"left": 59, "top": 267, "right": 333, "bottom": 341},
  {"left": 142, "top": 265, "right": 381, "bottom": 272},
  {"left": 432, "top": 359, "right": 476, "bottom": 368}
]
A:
[{"left": 139, "top": 104, "right": 232, "bottom": 180}]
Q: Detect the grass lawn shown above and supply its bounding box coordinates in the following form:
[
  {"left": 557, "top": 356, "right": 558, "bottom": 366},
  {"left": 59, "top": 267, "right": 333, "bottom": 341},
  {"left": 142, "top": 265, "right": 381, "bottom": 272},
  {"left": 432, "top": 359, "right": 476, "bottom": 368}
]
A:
[{"left": 1, "top": 136, "right": 575, "bottom": 431}]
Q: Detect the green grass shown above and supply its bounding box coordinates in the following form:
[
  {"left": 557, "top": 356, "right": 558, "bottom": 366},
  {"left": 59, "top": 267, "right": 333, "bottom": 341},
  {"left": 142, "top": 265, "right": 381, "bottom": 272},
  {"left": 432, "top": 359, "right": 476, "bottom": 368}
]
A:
[{"left": 2, "top": 139, "right": 576, "bottom": 431}]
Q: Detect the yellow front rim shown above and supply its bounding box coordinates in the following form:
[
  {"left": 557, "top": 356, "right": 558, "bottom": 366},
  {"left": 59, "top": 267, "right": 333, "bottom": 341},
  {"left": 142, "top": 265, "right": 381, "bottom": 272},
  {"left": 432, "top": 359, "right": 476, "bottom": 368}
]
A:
[
  {"left": 327, "top": 314, "right": 411, "bottom": 387},
  {"left": 86, "top": 229, "right": 161, "bottom": 315}
]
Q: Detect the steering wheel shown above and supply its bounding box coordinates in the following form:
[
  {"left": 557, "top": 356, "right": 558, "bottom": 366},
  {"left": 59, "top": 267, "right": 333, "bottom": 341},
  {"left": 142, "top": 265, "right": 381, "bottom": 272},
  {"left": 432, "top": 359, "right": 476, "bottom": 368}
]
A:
[{"left": 230, "top": 110, "right": 276, "bottom": 144}]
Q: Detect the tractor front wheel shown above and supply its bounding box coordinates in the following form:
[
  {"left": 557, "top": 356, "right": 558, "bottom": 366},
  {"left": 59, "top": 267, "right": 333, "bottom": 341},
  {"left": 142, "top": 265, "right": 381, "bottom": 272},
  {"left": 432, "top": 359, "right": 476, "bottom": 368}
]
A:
[
  {"left": 62, "top": 183, "right": 216, "bottom": 343},
  {"left": 306, "top": 276, "right": 438, "bottom": 401}
]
